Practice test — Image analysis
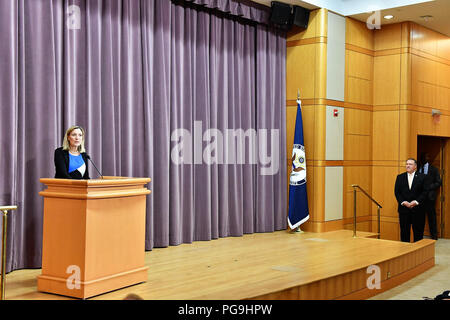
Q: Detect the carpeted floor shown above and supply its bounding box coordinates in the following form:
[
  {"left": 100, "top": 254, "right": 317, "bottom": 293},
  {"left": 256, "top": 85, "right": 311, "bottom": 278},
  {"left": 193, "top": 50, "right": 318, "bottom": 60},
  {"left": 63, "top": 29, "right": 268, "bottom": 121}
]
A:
[{"left": 369, "top": 238, "right": 450, "bottom": 300}]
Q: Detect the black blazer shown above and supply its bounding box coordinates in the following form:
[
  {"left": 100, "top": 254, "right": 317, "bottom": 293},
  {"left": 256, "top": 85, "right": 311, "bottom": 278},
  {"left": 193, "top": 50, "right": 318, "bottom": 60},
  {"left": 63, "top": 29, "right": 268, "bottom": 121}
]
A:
[
  {"left": 54, "top": 147, "right": 90, "bottom": 179},
  {"left": 394, "top": 171, "right": 426, "bottom": 214},
  {"left": 419, "top": 164, "right": 442, "bottom": 201}
]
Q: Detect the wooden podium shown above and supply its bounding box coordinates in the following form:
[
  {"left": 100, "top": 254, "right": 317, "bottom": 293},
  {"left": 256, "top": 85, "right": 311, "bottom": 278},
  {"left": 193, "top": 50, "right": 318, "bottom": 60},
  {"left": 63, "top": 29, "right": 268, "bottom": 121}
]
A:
[{"left": 37, "top": 176, "right": 151, "bottom": 299}]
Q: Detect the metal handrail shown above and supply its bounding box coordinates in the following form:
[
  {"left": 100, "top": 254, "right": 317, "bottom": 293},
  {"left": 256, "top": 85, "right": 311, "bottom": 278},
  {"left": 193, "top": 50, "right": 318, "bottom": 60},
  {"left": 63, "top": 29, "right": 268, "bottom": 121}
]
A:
[
  {"left": 1, "top": 205, "right": 17, "bottom": 300},
  {"left": 351, "top": 185, "right": 382, "bottom": 239}
]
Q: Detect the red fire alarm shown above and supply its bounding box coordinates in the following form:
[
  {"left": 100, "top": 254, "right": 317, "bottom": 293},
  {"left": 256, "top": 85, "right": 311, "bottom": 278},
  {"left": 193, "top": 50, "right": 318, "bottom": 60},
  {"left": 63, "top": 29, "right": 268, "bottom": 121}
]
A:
[{"left": 333, "top": 109, "right": 339, "bottom": 117}]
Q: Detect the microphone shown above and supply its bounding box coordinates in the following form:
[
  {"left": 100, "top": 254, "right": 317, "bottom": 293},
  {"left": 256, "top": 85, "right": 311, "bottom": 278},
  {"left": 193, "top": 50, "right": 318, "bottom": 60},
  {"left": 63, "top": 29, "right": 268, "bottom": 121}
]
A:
[{"left": 86, "top": 154, "right": 103, "bottom": 179}]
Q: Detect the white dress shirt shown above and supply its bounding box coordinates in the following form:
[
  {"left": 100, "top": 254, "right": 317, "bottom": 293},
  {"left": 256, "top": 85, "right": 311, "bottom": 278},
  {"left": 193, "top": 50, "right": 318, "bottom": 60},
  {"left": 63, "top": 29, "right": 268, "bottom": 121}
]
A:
[
  {"left": 402, "top": 171, "right": 419, "bottom": 207},
  {"left": 407, "top": 172, "right": 414, "bottom": 190}
]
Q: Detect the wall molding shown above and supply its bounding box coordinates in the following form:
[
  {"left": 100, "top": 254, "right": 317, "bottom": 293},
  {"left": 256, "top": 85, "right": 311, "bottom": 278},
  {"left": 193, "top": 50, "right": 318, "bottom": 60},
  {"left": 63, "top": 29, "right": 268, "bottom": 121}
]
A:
[
  {"left": 286, "top": 99, "right": 372, "bottom": 111},
  {"left": 287, "top": 36, "right": 327, "bottom": 47},
  {"left": 345, "top": 43, "right": 450, "bottom": 66},
  {"left": 345, "top": 43, "right": 374, "bottom": 56}
]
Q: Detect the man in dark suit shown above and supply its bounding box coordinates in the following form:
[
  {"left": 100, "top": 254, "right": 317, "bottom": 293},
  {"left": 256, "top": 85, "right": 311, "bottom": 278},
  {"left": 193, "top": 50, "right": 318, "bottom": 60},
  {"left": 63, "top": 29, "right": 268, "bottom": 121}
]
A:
[
  {"left": 394, "top": 158, "right": 427, "bottom": 242},
  {"left": 419, "top": 152, "right": 442, "bottom": 240}
]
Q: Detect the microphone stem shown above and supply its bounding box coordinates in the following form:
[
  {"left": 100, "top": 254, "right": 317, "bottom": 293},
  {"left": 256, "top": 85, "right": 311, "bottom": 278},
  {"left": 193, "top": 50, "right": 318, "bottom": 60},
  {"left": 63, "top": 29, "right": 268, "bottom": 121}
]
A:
[{"left": 88, "top": 157, "right": 103, "bottom": 179}]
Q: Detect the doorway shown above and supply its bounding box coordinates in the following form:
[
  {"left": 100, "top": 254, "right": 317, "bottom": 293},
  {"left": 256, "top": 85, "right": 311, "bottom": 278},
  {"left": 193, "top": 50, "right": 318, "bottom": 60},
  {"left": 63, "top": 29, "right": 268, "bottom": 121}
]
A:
[{"left": 417, "top": 135, "right": 450, "bottom": 239}]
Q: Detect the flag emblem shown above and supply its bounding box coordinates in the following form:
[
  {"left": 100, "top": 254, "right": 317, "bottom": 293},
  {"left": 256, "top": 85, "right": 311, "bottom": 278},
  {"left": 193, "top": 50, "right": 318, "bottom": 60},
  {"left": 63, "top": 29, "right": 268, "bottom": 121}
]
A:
[{"left": 290, "top": 144, "right": 306, "bottom": 186}]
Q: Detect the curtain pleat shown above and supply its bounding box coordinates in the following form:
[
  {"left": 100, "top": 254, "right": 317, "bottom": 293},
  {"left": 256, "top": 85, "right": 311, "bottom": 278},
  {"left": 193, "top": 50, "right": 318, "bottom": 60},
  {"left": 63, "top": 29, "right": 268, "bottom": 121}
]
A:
[{"left": 183, "top": 0, "right": 271, "bottom": 25}]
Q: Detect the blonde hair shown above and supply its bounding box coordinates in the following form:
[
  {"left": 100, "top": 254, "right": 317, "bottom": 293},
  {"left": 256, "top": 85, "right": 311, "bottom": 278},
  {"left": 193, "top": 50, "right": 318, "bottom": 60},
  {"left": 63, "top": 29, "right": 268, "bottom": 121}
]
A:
[{"left": 62, "top": 125, "right": 86, "bottom": 153}]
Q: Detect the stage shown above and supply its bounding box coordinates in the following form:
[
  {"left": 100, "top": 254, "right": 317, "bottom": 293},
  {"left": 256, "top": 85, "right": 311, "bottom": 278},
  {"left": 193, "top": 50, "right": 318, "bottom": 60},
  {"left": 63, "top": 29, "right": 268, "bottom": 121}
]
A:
[{"left": 5, "top": 230, "right": 435, "bottom": 300}]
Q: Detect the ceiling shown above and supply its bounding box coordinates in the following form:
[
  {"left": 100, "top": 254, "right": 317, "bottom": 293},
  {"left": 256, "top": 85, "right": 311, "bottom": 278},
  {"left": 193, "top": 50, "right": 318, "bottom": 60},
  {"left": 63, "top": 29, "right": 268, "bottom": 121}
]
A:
[{"left": 251, "top": 0, "right": 450, "bottom": 36}]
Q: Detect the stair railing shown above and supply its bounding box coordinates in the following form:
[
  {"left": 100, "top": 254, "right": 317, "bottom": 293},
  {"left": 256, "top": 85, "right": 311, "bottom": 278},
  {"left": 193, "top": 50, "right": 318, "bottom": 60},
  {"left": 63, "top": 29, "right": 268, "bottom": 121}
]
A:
[{"left": 351, "top": 185, "right": 382, "bottom": 239}]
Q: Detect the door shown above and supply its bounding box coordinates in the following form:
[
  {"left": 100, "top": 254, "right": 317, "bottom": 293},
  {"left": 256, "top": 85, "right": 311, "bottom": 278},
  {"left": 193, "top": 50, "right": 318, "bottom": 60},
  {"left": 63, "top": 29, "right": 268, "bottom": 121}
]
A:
[{"left": 417, "top": 136, "right": 447, "bottom": 239}]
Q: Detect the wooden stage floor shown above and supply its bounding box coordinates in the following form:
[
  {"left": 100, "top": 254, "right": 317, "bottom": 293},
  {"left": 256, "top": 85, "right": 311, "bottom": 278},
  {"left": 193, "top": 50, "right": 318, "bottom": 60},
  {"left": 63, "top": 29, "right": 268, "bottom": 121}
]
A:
[{"left": 5, "top": 230, "right": 435, "bottom": 300}]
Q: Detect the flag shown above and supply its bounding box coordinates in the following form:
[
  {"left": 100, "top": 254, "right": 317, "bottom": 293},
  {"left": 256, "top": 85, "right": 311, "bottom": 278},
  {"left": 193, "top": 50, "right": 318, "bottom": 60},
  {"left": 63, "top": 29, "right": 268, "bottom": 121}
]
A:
[{"left": 287, "top": 96, "right": 309, "bottom": 229}]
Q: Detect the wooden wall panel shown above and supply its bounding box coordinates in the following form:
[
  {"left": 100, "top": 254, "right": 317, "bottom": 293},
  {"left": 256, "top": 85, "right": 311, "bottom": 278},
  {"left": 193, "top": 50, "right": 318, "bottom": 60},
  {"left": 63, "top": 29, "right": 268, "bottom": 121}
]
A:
[
  {"left": 400, "top": 52, "right": 411, "bottom": 105},
  {"left": 380, "top": 221, "right": 400, "bottom": 241},
  {"left": 346, "top": 17, "right": 374, "bottom": 50},
  {"left": 372, "top": 111, "right": 399, "bottom": 160},
  {"left": 345, "top": 108, "right": 372, "bottom": 135},
  {"left": 436, "top": 62, "right": 450, "bottom": 111},
  {"left": 344, "top": 135, "right": 371, "bottom": 160},
  {"left": 412, "top": 81, "right": 437, "bottom": 109},
  {"left": 343, "top": 221, "right": 371, "bottom": 232},
  {"left": 374, "top": 24, "right": 401, "bottom": 51},
  {"left": 344, "top": 191, "right": 371, "bottom": 219},
  {"left": 411, "top": 54, "right": 437, "bottom": 108},
  {"left": 398, "top": 110, "right": 414, "bottom": 164},
  {"left": 344, "top": 166, "right": 371, "bottom": 192},
  {"left": 347, "top": 77, "right": 373, "bottom": 106},
  {"left": 315, "top": 8, "right": 328, "bottom": 38},
  {"left": 315, "top": 43, "right": 328, "bottom": 100},
  {"left": 345, "top": 221, "right": 371, "bottom": 232},
  {"left": 286, "top": 9, "right": 329, "bottom": 230},
  {"left": 436, "top": 86, "right": 450, "bottom": 111},
  {"left": 411, "top": 23, "right": 438, "bottom": 56},
  {"left": 412, "top": 54, "right": 436, "bottom": 84},
  {"left": 409, "top": 22, "right": 450, "bottom": 114},
  {"left": 437, "top": 35, "right": 450, "bottom": 60},
  {"left": 372, "top": 165, "right": 399, "bottom": 218},
  {"left": 412, "top": 109, "right": 450, "bottom": 137},
  {"left": 287, "top": 8, "right": 327, "bottom": 41},
  {"left": 344, "top": 19, "right": 374, "bottom": 232},
  {"left": 345, "top": 26, "right": 374, "bottom": 107},
  {"left": 287, "top": 45, "right": 316, "bottom": 100},
  {"left": 302, "top": 106, "right": 316, "bottom": 159},
  {"left": 307, "top": 165, "right": 315, "bottom": 220},
  {"left": 348, "top": 50, "right": 373, "bottom": 80},
  {"left": 437, "top": 63, "right": 450, "bottom": 88},
  {"left": 343, "top": 18, "right": 375, "bottom": 233},
  {"left": 373, "top": 55, "right": 401, "bottom": 106},
  {"left": 343, "top": 166, "right": 372, "bottom": 229}
]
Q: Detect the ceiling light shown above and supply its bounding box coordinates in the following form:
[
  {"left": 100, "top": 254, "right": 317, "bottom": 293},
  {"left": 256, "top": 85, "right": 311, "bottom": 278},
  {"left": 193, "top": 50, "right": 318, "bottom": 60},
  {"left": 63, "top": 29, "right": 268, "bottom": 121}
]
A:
[{"left": 384, "top": 15, "right": 394, "bottom": 20}]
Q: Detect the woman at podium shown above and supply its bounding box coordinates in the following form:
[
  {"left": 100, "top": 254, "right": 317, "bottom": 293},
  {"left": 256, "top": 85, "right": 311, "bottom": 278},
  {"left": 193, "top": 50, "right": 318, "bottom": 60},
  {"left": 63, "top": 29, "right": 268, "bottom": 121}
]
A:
[{"left": 54, "top": 125, "right": 90, "bottom": 179}]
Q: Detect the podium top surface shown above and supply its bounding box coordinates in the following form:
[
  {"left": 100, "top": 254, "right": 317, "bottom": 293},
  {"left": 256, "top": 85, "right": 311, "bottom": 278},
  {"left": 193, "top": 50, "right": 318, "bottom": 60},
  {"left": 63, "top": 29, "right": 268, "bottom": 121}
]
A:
[
  {"left": 40, "top": 176, "right": 151, "bottom": 186},
  {"left": 39, "top": 177, "right": 151, "bottom": 199}
]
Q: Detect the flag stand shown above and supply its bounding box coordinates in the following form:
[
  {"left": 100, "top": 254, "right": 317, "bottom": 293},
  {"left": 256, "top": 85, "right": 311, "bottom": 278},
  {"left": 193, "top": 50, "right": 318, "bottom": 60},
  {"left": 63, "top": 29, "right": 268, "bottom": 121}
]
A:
[
  {"left": 295, "top": 227, "right": 304, "bottom": 233},
  {"left": 290, "top": 227, "right": 304, "bottom": 234}
]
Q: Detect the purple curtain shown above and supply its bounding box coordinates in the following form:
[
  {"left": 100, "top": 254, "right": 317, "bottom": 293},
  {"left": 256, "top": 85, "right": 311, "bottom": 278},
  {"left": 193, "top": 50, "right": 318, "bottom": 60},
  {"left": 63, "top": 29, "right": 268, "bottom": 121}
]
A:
[{"left": 0, "top": 0, "right": 286, "bottom": 273}]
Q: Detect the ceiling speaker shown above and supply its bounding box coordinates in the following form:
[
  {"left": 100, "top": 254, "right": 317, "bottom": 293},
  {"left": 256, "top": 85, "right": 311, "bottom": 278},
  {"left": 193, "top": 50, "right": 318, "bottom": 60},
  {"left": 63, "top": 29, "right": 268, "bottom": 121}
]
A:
[
  {"left": 270, "top": 1, "right": 292, "bottom": 27},
  {"left": 292, "top": 5, "right": 310, "bottom": 30}
]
